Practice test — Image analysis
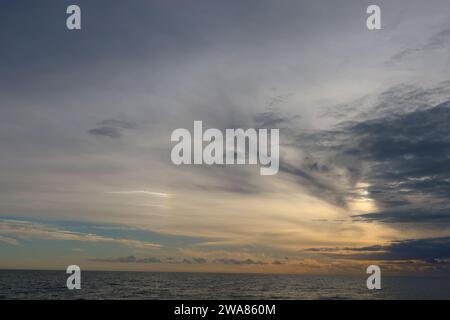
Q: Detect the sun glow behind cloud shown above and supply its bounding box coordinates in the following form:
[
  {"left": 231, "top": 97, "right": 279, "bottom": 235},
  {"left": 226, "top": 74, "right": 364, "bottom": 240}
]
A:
[{"left": 0, "top": 0, "right": 450, "bottom": 274}]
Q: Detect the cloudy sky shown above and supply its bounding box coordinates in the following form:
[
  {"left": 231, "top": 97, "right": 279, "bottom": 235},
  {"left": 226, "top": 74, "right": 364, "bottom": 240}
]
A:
[{"left": 1, "top": 0, "right": 450, "bottom": 274}]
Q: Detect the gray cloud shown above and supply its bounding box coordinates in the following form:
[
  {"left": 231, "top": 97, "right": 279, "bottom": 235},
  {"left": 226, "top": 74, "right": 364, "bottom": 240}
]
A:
[
  {"left": 389, "top": 27, "right": 450, "bottom": 65},
  {"left": 91, "top": 256, "right": 267, "bottom": 265},
  {"left": 2, "top": 0, "right": 450, "bottom": 272},
  {"left": 182, "top": 257, "right": 208, "bottom": 264},
  {"left": 214, "top": 258, "right": 267, "bottom": 265},
  {"left": 282, "top": 83, "right": 450, "bottom": 225},
  {"left": 91, "top": 256, "right": 162, "bottom": 263},
  {"left": 347, "top": 101, "right": 450, "bottom": 223},
  {"left": 306, "top": 237, "right": 450, "bottom": 266},
  {"left": 253, "top": 110, "right": 300, "bottom": 129},
  {"left": 88, "top": 118, "right": 137, "bottom": 138},
  {"left": 323, "top": 81, "right": 450, "bottom": 121},
  {"left": 192, "top": 257, "right": 208, "bottom": 264},
  {"left": 88, "top": 126, "right": 123, "bottom": 138},
  {"left": 279, "top": 161, "right": 350, "bottom": 207},
  {"left": 354, "top": 208, "right": 450, "bottom": 224},
  {"left": 91, "top": 255, "right": 162, "bottom": 263}
]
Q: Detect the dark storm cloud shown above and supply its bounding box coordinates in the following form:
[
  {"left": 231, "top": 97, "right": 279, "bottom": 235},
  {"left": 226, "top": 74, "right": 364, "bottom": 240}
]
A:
[
  {"left": 347, "top": 101, "right": 450, "bottom": 223},
  {"left": 305, "top": 237, "right": 450, "bottom": 265},
  {"left": 354, "top": 208, "right": 450, "bottom": 224},
  {"left": 304, "top": 245, "right": 384, "bottom": 253},
  {"left": 283, "top": 83, "right": 450, "bottom": 225}
]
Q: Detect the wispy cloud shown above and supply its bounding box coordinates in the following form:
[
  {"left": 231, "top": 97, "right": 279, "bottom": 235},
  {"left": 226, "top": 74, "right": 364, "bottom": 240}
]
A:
[
  {"left": 0, "top": 219, "right": 162, "bottom": 249},
  {"left": 107, "top": 190, "right": 171, "bottom": 198},
  {"left": 0, "top": 235, "right": 20, "bottom": 246},
  {"left": 389, "top": 27, "right": 450, "bottom": 65}
]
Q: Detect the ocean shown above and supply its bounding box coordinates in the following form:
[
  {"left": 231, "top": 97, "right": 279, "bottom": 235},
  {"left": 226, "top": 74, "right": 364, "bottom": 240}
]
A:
[{"left": 0, "top": 270, "right": 449, "bottom": 300}]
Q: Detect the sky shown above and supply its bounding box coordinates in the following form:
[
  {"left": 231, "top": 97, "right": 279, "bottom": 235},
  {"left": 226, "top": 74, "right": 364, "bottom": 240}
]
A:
[{"left": 0, "top": 0, "right": 450, "bottom": 275}]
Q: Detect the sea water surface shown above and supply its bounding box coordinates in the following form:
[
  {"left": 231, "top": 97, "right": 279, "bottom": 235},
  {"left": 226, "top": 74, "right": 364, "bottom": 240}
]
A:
[{"left": 0, "top": 270, "right": 449, "bottom": 299}]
